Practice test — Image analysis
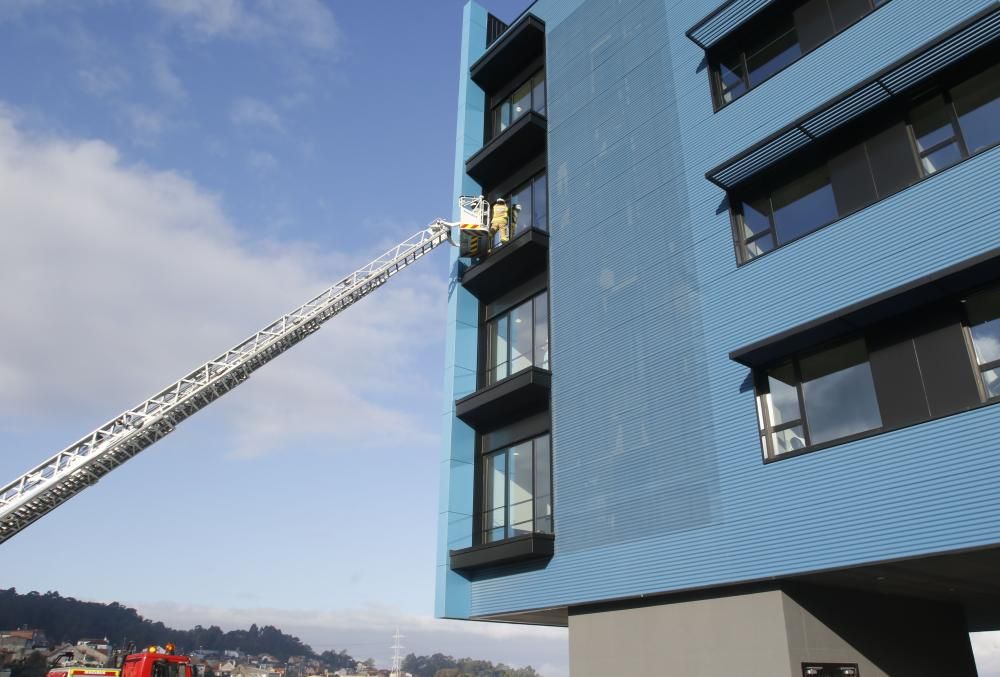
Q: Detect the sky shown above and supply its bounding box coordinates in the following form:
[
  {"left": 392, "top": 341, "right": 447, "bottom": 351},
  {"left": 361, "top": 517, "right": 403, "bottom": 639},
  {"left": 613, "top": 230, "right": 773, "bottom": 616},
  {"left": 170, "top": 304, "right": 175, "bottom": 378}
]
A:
[{"left": 0, "top": 0, "right": 568, "bottom": 675}]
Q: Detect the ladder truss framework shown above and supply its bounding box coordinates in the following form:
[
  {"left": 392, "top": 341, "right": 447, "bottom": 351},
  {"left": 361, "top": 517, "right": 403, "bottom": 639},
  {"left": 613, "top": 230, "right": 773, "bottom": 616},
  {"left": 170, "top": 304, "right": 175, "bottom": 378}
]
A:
[{"left": 0, "top": 221, "right": 455, "bottom": 544}]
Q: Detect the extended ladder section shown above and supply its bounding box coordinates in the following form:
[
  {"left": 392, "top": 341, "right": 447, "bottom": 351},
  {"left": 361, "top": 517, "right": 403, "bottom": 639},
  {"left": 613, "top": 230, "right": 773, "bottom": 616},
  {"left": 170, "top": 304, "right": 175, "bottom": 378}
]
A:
[{"left": 0, "top": 219, "right": 458, "bottom": 545}]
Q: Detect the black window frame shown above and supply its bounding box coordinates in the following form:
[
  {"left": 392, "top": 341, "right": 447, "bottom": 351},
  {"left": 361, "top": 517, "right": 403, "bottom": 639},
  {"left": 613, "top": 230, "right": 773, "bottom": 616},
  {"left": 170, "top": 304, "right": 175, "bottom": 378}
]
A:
[
  {"left": 479, "top": 431, "right": 553, "bottom": 545},
  {"left": 490, "top": 170, "right": 548, "bottom": 248},
  {"left": 487, "top": 68, "right": 546, "bottom": 141},
  {"left": 754, "top": 283, "right": 1000, "bottom": 463},
  {"left": 483, "top": 289, "right": 550, "bottom": 387},
  {"left": 707, "top": 0, "right": 890, "bottom": 110},
  {"left": 730, "top": 55, "right": 1000, "bottom": 265}
]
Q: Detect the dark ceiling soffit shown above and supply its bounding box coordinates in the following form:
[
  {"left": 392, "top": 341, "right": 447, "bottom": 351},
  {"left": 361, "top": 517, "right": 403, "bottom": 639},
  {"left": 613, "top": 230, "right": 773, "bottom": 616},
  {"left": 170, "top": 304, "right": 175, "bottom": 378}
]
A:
[
  {"left": 465, "top": 111, "right": 547, "bottom": 187},
  {"left": 729, "top": 248, "right": 1000, "bottom": 367},
  {"left": 704, "top": 6, "right": 1000, "bottom": 190},
  {"left": 470, "top": 14, "right": 545, "bottom": 92},
  {"left": 686, "top": 0, "right": 776, "bottom": 50}
]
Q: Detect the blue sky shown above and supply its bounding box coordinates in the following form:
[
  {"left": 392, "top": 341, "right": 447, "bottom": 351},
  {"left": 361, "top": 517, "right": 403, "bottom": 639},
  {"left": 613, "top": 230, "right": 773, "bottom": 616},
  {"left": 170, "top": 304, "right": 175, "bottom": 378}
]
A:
[{"left": 0, "top": 1, "right": 567, "bottom": 674}]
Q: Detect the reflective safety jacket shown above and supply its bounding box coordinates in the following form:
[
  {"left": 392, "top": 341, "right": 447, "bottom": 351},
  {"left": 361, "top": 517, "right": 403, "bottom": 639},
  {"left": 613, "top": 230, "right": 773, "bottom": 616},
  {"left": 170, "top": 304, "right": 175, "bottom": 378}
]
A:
[{"left": 491, "top": 202, "right": 509, "bottom": 228}]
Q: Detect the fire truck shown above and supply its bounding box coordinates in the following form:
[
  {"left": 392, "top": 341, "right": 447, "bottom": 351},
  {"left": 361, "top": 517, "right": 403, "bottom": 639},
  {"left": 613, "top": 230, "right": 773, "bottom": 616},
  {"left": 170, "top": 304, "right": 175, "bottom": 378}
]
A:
[{"left": 46, "top": 644, "right": 195, "bottom": 677}]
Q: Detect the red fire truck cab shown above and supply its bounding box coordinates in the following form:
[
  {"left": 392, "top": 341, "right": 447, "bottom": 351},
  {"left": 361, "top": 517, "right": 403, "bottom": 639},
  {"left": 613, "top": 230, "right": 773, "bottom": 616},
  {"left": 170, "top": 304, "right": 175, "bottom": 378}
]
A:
[{"left": 121, "top": 650, "right": 193, "bottom": 677}]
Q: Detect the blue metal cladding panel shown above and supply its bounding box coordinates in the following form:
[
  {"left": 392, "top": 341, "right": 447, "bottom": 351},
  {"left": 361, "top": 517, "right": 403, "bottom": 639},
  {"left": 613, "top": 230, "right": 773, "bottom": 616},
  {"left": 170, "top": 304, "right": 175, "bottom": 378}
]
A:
[
  {"left": 438, "top": 0, "right": 1000, "bottom": 620},
  {"left": 435, "top": 0, "right": 486, "bottom": 621}
]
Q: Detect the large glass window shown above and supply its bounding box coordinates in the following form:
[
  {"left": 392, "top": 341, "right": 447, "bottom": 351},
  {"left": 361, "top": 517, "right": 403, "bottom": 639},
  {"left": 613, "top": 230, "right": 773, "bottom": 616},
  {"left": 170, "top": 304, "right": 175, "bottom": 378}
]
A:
[
  {"left": 502, "top": 171, "right": 548, "bottom": 241},
  {"left": 733, "top": 61, "right": 1000, "bottom": 263},
  {"left": 483, "top": 434, "right": 552, "bottom": 543},
  {"left": 756, "top": 338, "right": 882, "bottom": 458},
  {"left": 489, "top": 69, "right": 545, "bottom": 139},
  {"left": 754, "top": 284, "right": 1000, "bottom": 461},
  {"left": 486, "top": 292, "right": 549, "bottom": 385},
  {"left": 710, "top": 0, "right": 885, "bottom": 107}
]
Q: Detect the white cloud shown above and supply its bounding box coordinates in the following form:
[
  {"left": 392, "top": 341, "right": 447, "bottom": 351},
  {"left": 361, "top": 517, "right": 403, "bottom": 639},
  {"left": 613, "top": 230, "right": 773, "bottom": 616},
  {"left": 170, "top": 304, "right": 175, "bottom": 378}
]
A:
[
  {"left": 78, "top": 64, "right": 130, "bottom": 96},
  {"left": 153, "top": 0, "right": 339, "bottom": 51},
  {"left": 150, "top": 43, "right": 187, "bottom": 101},
  {"left": 247, "top": 149, "right": 277, "bottom": 172},
  {"left": 123, "top": 104, "right": 166, "bottom": 143},
  {"left": 131, "top": 600, "right": 568, "bottom": 675},
  {"left": 0, "top": 108, "right": 444, "bottom": 458},
  {"left": 0, "top": 0, "right": 49, "bottom": 21},
  {"left": 231, "top": 97, "right": 283, "bottom": 132}
]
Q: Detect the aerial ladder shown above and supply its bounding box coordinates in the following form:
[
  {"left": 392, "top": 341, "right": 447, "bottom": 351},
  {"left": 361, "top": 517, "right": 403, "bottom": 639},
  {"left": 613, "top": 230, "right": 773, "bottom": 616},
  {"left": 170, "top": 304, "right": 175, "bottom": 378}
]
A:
[{"left": 0, "top": 197, "right": 494, "bottom": 545}]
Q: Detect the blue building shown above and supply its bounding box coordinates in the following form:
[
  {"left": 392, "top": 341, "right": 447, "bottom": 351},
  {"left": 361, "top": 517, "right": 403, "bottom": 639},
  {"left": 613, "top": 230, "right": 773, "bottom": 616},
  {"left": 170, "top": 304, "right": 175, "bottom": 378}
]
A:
[{"left": 438, "top": 0, "right": 1000, "bottom": 673}]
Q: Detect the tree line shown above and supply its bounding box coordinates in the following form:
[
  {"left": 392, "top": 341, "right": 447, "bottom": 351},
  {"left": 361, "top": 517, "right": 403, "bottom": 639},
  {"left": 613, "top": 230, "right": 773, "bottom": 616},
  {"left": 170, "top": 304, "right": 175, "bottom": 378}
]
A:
[
  {"left": 401, "top": 653, "right": 540, "bottom": 677},
  {"left": 0, "top": 589, "right": 323, "bottom": 661},
  {"left": 0, "top": 589, "right": 543, "bottom": 676}
]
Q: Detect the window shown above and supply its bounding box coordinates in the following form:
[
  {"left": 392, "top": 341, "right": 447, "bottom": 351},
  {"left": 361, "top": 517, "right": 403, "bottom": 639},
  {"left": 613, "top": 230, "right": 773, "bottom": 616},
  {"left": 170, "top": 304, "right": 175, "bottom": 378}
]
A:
[
  {"left": 754, "top": 283, "right": 1000, "bottom": 461},
  {"left": 952, "top": 62, "right": 1000, "bottom": 154},
  {"left": 489, "top": 70, "right": 545, "bottom": 139},
  {"left": 486, "top": 292, "right": 549, "bottom": 385},
  {"left": 756, "top": 339, "right": 881, "bottom": 457},
  {"left": 483, "top": 434, "right": 552, "bottom": 542},
  {"left": 966, "top": 285, "right": 1000, "bottom": 400},
  {"left": 710, "top": 0, "right": 886, "bottom": 107},
  {"left": 733, "top": 62, "right": 1000, "bottom": 262},
  {"left": 497, "top": 171, "right": 547, "bottom": 245}
]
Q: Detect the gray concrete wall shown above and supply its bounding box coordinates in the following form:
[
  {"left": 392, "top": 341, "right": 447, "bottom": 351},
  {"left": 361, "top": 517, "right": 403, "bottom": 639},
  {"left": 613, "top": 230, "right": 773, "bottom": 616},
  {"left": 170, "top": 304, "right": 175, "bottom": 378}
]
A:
[
  {"left": 569, "top": 590, "right": 795, "bottom": 677},
  {"left": 569, "top": 585, "right": 978, "bottom": 676}
]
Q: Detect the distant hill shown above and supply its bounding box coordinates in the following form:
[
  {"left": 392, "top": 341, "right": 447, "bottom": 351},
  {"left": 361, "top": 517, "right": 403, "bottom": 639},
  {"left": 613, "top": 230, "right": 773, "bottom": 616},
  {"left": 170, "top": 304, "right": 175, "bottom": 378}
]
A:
[
  {"left": 1, "top": 588, "right": 544, "bottom": 676},
  {"left": 0, "top": 588, "right": 315, "bottom": 661}
]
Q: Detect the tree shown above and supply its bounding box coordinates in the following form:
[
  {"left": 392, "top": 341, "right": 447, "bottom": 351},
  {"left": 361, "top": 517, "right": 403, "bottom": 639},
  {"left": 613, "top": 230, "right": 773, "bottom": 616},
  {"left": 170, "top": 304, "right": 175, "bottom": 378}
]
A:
[{"left": 11, "top": 651, "right": 48, "bottom": 677}]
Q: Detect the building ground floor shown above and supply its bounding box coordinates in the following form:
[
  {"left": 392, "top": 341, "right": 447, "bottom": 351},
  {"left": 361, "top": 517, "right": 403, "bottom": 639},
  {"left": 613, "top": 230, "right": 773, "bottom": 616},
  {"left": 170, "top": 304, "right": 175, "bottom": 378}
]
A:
[{"left": 482, "top": 546, "right": 1000, "bottom": 675}]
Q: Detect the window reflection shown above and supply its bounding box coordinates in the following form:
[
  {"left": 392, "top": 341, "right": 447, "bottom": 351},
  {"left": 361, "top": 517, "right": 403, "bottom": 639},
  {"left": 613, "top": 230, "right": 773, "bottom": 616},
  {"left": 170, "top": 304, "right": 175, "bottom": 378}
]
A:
[
  {"left": 757, "top": 338, "right": 881, "bottom": 457},
  {"left": 484, "top": 452, "right": 506, "bottom": 542},
  {"left": 485, "top": 292, "right": 550, "bottom": 385},
  {"left": 497, "top": 172, "right": 547, "bottom": 243},
  {"left": 966, "top": 285, "right": 1000, "bottom": 400},
  {"left": 482, "top": 434, "right": 552, "bottom": 543},
  {"left": 953, "top": 63, "right": 1000, "bottom": 154},
  {"left": 766, "top": 363, "right": 800, "bottom": 425},
  {"left": 770, "top": 166, "right": 837, "bottom": 244},
  {"left": 488, "top": 69, "right": 546, "bottom": 139},
  {"left": 799, "top": 340, "right": 882, "bottom": 445},
  {"left": 746, "top": 25, "right": 800, "bottom": 85}
]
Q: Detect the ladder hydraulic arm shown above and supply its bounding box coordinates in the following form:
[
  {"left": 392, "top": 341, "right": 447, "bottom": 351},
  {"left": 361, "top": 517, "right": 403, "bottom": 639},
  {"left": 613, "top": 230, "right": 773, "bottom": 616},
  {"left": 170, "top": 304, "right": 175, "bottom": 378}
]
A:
[{"left": 0, "top": 218, "right": 466, "bottom": 545}]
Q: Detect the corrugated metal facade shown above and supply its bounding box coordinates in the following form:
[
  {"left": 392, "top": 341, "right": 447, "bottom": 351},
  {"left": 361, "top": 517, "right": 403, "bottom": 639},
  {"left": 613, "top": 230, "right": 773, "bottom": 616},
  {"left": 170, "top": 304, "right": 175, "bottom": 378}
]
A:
[{"left": 438, "top": 0, "right": 1000, "bottom": 619}]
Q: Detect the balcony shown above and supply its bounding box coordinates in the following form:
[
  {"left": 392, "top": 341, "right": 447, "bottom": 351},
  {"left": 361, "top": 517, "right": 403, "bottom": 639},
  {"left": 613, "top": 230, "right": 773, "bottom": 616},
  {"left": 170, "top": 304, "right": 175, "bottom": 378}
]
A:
[
  {"left": 455, "top": 367, "right": 550, "bottom": 433},
  {"left": 465, "top": 111, "right": 546, "bottom": 189},
  {"left": 460, "top": 227, "right": 548, "bottom": 304},
  {"left": 450, "top": 532, "right": 554, "bottom": 574},
  {"left": 470, "top": 14, "right": 545, "bottom": 93}
]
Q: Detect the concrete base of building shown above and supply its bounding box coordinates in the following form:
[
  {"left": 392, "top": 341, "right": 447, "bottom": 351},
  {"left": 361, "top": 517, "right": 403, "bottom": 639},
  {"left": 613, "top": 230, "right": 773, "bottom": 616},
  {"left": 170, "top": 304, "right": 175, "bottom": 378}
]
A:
[{"left": 568, "top": 583, "right": 977, "bottom": 677}]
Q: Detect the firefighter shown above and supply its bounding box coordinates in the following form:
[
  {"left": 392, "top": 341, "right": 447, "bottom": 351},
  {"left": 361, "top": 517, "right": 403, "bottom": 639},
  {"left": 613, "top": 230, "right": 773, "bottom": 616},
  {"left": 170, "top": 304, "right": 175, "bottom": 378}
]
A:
[{"left": 491, "top": 198, "right": 510, "bottom": 246}]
